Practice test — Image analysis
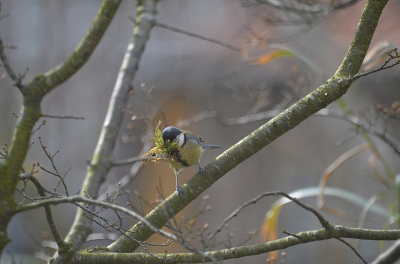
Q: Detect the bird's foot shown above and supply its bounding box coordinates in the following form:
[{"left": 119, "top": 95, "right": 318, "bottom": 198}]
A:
[
  {"left": 176, "top": 185, "right": 184, "bottom": 197},
  {"left": 199, "top": 165, "right": 205, "bottom": 175}
]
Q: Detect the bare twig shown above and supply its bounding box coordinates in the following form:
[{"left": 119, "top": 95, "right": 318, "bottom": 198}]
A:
[
  {"left": 18, "top": 195, "right": 215, "bottom": 262},
  {"left": 335, "top": 238, "right": 367, "bottom": 264},
  {"left": 19, "top": 170, "right": 64, "bottom": 198},
  {"left": 0, "top": 30, "right": 23, "bottom": 90},
  {"left": 207, "top": 191, "right": 276, "bottom": 245},
  {"left": 31, "top": 120, "right": 46, "bottom": 135},
  {"left": 0, "top": 142, "right": 8, "bottom": 159},
  {"left": 282, "top": 229, "right": 303, "bottom": 241},
  {"left": 207, "top": 191, "right": 331, "bottom": 249},
  {"left": 155, "top": 21, "right": 241, "bottom": 52},
  {"left": 352, "top": 48, "right": 400, "bottom": 80},
  {"left": 38, "top": 137, "right": 69, "bottom": 196},
  {"left": 19, "top": 172, "right": 68, "bottom": 249},
  {"left": 176, "top": 111, "right": 218, "bottom": 128},
  {"left": 41, "top": 114, "right": 85, "bottom": 120},
  {"left": 316, "top": 109, "right": 400, "bottom": 155},
  {"left": 112, "top": 156, "right": 141, "bottom": 167},
  {"left": 129, "top": 16, "right": 241, "bottom": 52}
]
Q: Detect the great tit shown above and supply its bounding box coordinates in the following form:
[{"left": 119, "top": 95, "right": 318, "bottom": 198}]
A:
[{"left": 162, "top": 126, "right": 221, "bottom": 197}]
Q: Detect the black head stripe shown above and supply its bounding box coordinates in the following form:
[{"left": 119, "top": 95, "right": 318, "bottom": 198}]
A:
[
  {"left": 181, "top": 133, "right": 187, "bottom": 147},
  {"left": 162, "top": 126, "right": 183, "bottom": 144}
]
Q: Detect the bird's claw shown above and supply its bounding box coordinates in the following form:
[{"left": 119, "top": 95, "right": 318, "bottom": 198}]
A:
[
  {"left": 199, "top": 165, "right": 205, "bottom": 175},
  {"left": 176, "top": 185, "right": 184, "bottom": 197}
]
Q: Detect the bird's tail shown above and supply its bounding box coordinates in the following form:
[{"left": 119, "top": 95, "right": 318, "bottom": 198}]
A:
[{"left": 202, "top": 145, "right": 222, "bottom": 149}]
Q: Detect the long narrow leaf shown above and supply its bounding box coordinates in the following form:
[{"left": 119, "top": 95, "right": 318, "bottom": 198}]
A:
[{"left": 318, "top": 144, "right": 371, "bottom": 207}]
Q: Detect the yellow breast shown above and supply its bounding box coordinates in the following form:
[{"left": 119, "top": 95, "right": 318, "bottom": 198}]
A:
[{"left": 169, "top": 144, "right": 203, "bottom": 171}]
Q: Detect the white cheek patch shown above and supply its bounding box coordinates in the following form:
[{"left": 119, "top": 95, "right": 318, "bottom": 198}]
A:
[{"left": 175, "top": 133, "right": 185, "bottom": 147}]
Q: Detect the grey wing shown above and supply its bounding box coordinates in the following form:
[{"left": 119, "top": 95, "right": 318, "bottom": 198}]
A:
[{"left": 187, "top": 134, "right": 202, "bottom": 146}]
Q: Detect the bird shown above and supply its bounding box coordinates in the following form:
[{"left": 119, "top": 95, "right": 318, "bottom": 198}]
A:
[{"left": 162, "top": 126, "right": 221, "bottom": 197}]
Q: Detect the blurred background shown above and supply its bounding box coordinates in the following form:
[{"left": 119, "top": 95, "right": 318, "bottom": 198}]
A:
[{"left": 1, "top": 0, "right": 400, "bottom": 263}]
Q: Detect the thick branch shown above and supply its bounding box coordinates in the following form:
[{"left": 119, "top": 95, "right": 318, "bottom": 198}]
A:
[
  {"left": 81, "top": 227, "right": 400, "bottom": 263},
  {"left": 107, "top": 0, "right": 388, "bottom": 253}
]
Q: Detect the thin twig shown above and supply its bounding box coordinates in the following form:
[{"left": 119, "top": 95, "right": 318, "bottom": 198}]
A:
[
  {"left": 207, "top": 191, "right": 331, "bottom": 248},
  {"left": 335, "top": 238, "right": 367, "bottom": 264},
  {"left": 0, "top": 30, "right": 23, "bottom": 90},
  {"left": 128, "top": 16, "right": 241, "bottom": 52},
  {"left": 41, "top": 114, "right": 85, "bottom": 120},
  {"left": 351, "top": 49, "right": 400, "bottom": 80},
  {"left": 19, "top": 172, "right": 68, "bottom": 248},
  {"left": 38, "top": 137, "right": 69, "bottom": 196},
  {"left": 316, "top": 109, "right": 400, "bottom": 155},
  {"left": 19, "top": 171, "right": 64, "bottom": 198},
  {"left": 19, "top": 195, "right": 215, "bottom": 262},
  {"left": 282, "top": 229, "right": 303, "bottom": 241},
  {"left": 156, "top": 21, "right": 241, "bottom": 52},
  {"left": 112, "top": 156, "right": 141, "bottom": 166}
]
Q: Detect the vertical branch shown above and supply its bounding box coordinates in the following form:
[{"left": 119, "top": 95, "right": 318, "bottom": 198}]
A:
[
  {"left": 62, "top": 0, "right": 159, "bottom": 251},
  {"left": 334, "top": 0, "right": 388, "bottom": 78}
]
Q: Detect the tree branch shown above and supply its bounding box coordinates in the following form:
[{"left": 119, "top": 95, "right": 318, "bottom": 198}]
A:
[
  {"left": 23, "top": 0, "right": 123, "bottom": 96},
  {"left": 0, "top": 31, "right": 22, "bottom": 90},
  {"left": 81, "top": 226, "right": 400, "bottom": 263},
  {"left": 335, "top": 238, "right": 367, "bottom": 264},
  {"left": 155, "top": 21, "right": 241, "bottom": 52},
  {"left": 107, "top": 0, "right": 389, "bottom": 253}
]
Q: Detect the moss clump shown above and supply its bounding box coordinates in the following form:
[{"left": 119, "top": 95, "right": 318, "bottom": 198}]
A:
[{"left": 142, "top": 122, "right": 181, "bottom": 164}]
